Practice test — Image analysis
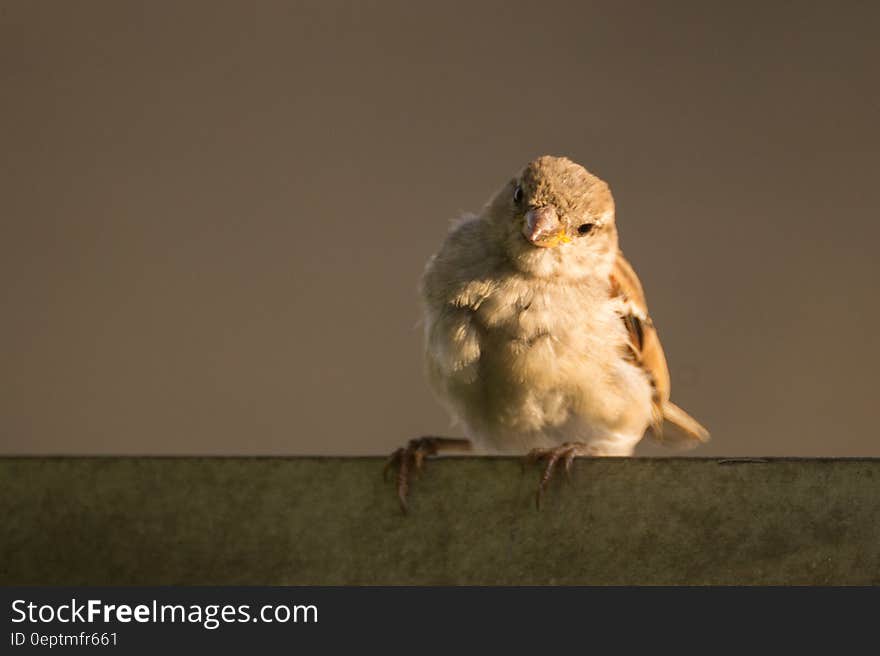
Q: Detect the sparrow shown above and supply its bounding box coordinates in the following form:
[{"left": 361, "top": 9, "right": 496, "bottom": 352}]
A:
[{"left": 387, "top": 155, "right": 709, "bottom": 511}]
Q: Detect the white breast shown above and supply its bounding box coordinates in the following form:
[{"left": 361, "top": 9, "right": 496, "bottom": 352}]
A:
[{"left": 449, "top": 274, "right": 654, "bottom": 455}]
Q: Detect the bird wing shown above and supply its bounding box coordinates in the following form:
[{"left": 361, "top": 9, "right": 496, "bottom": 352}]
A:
[{"left": 610, "top": 251, "right": 709, "bottom": 444}]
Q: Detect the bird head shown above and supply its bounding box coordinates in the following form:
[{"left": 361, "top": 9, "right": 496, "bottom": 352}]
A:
[{"left": 487, "top": 155, "right": 618, "bottom": 279}]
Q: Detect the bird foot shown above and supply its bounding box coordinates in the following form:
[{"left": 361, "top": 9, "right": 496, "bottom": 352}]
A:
[
  {"left": 384, "top": 436, "right": 472, "bottom": 514},
  {"left": 524, "top": 442, "right": 591, "bottom": 509}
]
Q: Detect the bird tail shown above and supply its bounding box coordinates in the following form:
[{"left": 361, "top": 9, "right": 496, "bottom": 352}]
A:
[{"left": 651, "top": 400, "right": 710, "bottom": 449}]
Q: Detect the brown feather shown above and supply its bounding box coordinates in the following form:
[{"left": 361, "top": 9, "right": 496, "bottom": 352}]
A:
[{"left": 610, "top": 251, "right": 708, "bottom": 443}]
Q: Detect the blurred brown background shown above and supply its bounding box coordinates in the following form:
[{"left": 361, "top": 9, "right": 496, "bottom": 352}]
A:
[{"left": 1, "top": 1, "right": 878, "bottom": 456}]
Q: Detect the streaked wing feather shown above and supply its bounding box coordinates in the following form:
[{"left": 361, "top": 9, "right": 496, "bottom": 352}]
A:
[
  {"left": 611, "top": 253, "right": 669, "bottom": 403},
  {"left": 610, "top": 251, "right": 709, "bottom": 443},
  {"left": 611, "top": 251, "right": 670, "bottom": 413}
]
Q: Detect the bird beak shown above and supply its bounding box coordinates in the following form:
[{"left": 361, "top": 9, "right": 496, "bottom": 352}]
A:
[{"left": 523, "top": 206, "right": 569, "bottom": 247}]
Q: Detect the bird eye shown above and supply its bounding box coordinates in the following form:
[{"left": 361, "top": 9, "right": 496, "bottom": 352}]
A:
[
  {"left": 513, "top": 185, "right": 523, "bottom": 205},
  {"left": 577, "top": 223, "right": 594, "bottom": 235}
]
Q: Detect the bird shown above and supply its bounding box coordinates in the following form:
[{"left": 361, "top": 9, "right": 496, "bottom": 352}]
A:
[{"left": 386, "top": 155, "right": 709, "bottom": 511}]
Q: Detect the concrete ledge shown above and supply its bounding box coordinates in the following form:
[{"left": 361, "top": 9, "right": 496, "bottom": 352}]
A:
[{"left": 2, "top": 457, "right": 879, "bottom": 585}]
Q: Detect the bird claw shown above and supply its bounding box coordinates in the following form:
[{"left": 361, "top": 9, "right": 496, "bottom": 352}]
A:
[
  {"left": 384, "top": 437, "right": 471, "bottom": 514},
  {"left": 524, "top": 442, "right": 588, "bottom": 509}
]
